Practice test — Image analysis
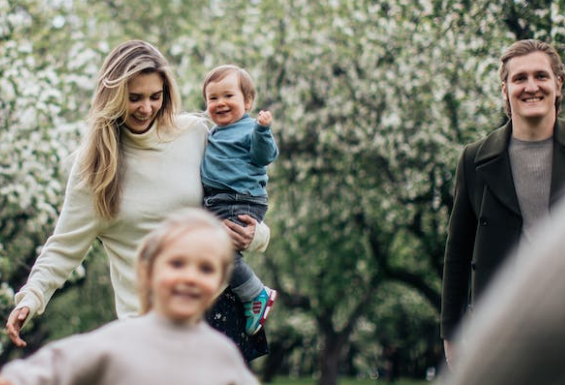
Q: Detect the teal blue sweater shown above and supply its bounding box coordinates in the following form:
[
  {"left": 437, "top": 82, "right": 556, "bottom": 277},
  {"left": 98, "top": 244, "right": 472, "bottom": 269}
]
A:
[{"left": 201, "top": 114, "right": 279, "bottom": 196}]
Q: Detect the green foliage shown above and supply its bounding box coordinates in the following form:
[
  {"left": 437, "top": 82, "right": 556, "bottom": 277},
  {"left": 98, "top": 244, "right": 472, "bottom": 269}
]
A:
[
  {"left": 44, "top": 241, "right": 116, "bottom": 342},
  {"left": 259, "top": 1, "right": 508, "bottom": 380},
  {"left": 0, "top": 0, "right": 96, "bottom": 356}
]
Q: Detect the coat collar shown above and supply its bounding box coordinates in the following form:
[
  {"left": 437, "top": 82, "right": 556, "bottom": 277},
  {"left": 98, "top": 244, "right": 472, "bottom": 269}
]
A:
[
  {"left": 551, "top": 119, "right": 565, "bottom": 206},
  {"left": 474, "top": 118, "right": 565, "bottom": 216}
]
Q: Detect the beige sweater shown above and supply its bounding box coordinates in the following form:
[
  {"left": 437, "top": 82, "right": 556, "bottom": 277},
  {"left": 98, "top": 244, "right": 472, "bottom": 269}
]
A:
[
  {"left": 15, "top": 113, "right": 269, "bottom": 320},
  {"left": 1, "top": 312, "right": 260, "bottom": 385}
]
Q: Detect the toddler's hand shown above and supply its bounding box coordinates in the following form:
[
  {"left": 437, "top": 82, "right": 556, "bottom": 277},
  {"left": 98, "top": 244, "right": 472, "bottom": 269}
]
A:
[{"left": 257, "top": 110, "right": 272, "bottom": 127}]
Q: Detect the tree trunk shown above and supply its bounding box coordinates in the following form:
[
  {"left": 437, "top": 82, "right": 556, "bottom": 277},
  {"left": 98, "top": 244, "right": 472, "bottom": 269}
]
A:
[
  {"left": 318, "top": 332, "right": 347, "bottom": 385},
  {"left": 260, "top": 331, "right": 301, "bottom": 383}
]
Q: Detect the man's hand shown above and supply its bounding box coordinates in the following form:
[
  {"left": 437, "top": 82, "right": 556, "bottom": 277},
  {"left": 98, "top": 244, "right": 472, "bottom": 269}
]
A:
[{"left": 444, "top": 339, "right": 456, "bottom": 370}]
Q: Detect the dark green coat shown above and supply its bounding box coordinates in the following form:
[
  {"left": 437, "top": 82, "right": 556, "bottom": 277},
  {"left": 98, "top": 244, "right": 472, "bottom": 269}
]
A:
[{"left": 440, "top": 119, "right": 565, "bottom": 339}]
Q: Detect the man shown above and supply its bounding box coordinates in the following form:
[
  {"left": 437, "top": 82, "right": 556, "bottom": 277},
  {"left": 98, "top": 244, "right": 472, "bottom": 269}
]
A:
[{"left": 441, "top": 39, "right": 565, "bottom": 368}]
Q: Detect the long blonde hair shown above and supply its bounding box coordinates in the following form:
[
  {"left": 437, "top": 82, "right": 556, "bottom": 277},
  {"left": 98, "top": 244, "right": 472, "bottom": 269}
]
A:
[
  {"left": 136, "top": 208, "right": 234, "bottom": 314},
  {"left": 80, "top": 40, "right": 181, "bottom": 220}
]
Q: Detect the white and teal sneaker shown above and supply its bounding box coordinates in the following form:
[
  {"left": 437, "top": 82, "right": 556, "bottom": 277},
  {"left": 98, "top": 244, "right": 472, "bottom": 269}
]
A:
[{"left": 243, "top": 287, "right": 277, "bottom": 335}]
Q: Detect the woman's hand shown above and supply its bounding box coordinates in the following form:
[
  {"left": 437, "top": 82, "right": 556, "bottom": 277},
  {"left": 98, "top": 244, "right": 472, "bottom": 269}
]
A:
[
  {"left": 6, "top": 307, "right": 29, "bottom": 348},
  {"left": 223, "top": 215, "right": 256, "bottom": 251}
]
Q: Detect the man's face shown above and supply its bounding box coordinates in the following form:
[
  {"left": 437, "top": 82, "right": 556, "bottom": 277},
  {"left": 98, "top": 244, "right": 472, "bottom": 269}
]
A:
[{"left": 503, "top": 51, "right": 562, "bottom": 123}]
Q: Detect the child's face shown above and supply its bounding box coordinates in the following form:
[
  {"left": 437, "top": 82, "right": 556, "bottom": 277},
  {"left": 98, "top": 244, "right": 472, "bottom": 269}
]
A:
[
  {"left": 150, "top": 228, "right": 225, "bottom": 324},
  {"left": 205, "top": 72, "right": 251, "bottom": 127}
]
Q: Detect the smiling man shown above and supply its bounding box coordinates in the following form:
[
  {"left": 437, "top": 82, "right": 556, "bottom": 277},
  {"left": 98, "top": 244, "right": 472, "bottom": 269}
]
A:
[{"left": 440, "top": 39, "right": 565, "bottom": 369}]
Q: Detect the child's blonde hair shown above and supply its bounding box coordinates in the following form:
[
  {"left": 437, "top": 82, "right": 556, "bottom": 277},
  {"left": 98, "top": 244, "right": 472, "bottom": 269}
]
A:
[{"left": 136, "top": 208, "right": 234, "bottom": 314}]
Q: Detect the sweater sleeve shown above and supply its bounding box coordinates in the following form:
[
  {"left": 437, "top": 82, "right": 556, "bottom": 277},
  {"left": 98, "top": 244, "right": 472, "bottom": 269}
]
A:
[
  {"left": 1, "top": 333, "right": 108, "bottom": 385},
  {"left": 250, "top": 122, "right": 279, "bottom": 166},
  {"left": 247, "top": 220, "right": 270, "bottom": 253},
  {"left": 244, "top": 122, "right": 273, "bottom": 253},
  {"left": 14, "top": 157, "right": 102, "bottom": 322}
]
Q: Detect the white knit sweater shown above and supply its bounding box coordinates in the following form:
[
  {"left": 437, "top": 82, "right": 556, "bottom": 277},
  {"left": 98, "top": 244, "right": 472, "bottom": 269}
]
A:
[{"left": 15, "top": 113, "right": 269, "bottom": 320}]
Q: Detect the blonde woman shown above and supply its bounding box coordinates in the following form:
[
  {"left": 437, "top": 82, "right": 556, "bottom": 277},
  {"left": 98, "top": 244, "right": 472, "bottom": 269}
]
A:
[{"left": 5, "top": 40, "right": 270, "bottom": 360}]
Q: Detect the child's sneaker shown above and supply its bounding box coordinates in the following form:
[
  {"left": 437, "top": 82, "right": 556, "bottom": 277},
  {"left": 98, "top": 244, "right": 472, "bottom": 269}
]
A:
[{"left": 243, "top": 287, "right": 277, "bottom": 335}]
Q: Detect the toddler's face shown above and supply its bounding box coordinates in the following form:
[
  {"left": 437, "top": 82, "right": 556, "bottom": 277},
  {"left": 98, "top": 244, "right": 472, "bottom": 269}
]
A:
[
  {"left": 205, "top": 72, "right": 251, "bottom": 127},
  {"left": 150, "top": 228, "right": 225, "bottom": 324}
]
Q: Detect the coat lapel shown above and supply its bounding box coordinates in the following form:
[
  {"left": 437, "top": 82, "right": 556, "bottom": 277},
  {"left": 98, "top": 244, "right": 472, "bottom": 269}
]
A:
[
  {"left": 474, "top": 122, "right": 522, "bottom": 217},
  {"left": 550, "top": 119, "right": 565, "bottom": 207}
]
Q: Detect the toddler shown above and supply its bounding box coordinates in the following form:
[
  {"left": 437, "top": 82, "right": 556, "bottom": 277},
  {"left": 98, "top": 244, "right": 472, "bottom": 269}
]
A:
[{"left": 201, "top": 64, "right": 278, "bottom": 335}]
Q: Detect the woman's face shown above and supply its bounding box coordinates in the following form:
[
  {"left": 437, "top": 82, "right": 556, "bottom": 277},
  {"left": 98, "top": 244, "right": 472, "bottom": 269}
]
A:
[
  {"left": 124, "top": 72, "right": 164, "bottom": 134},
  {"left": 150, "top": 228, "right": 226, "bottom": 324}
]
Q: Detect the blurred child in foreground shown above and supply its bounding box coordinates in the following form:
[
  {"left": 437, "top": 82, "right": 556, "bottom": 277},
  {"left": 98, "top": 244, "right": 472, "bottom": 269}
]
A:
[{"left": 0, "top": 208, "right": 260, "bottom": 385}]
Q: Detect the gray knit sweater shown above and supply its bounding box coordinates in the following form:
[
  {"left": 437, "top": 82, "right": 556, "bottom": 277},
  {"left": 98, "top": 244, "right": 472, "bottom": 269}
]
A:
[{"left": 509, "top": 136, "right": 553, "bottom": 244}]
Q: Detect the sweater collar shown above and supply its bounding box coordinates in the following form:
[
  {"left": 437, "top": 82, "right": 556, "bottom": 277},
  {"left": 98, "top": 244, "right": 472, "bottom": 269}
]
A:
[
  {"left": 475, "top": 118, "right": 565, "bottom": 165},
  {"left": 213, "top": 113, "right": 250, "bottom": 130},
  {"left": 147, "top": 311, "right": 204, "bottom": 331},
  {"left": 121, "top": 120, "right": 164, "bottom": 150}
]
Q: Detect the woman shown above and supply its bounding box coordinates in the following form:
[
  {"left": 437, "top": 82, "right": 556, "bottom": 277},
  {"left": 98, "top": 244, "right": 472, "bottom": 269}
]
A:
[{"left": 5, "top": 40, "right": 269, "bottom": 361}]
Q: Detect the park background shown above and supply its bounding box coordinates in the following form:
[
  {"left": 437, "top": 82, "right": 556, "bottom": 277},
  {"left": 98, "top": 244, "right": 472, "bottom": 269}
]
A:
[{"left": 1, "top": 0, "right": 564, "bottom": 384}]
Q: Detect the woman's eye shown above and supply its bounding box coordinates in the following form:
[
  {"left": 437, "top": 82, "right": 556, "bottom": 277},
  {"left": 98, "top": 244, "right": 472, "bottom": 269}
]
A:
[{"left": 151, "top": 92, "right": 163, "bottom": 100}]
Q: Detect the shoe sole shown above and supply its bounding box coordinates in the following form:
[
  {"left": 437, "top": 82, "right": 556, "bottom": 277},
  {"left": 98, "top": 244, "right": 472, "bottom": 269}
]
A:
[{"left": 252, "top": 289, "right": 277, "bottom": 335}]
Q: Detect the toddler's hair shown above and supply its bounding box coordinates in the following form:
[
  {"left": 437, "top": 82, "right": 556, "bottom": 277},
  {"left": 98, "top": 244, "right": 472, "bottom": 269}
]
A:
[
  {"left": 136, "top": 208, "right": 234, "bottom": 314},
  {"left": 202, "top": 64, "right": 256, "bottom": 106}
]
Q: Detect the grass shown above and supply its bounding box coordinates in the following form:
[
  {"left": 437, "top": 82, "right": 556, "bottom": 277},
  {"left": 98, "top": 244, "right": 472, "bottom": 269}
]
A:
[{"left": 269, "top": 377, "right": 427, "bottom": 385}]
